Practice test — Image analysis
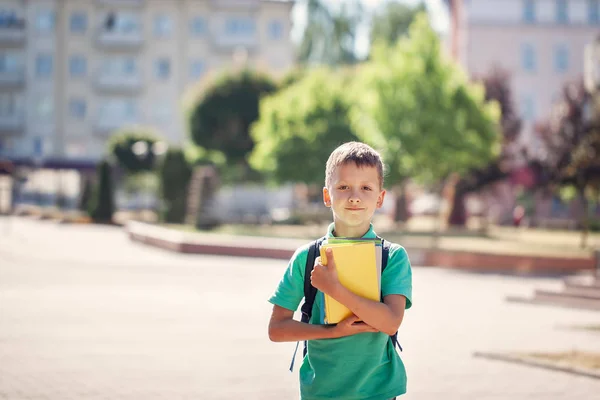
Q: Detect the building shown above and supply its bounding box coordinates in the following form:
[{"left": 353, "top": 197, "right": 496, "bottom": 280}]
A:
[
  {"left": 447, "top": 0, "right": 599, "bottom": 148},
  {"left": 0, "top": 0, "right": 295, "bottom": 166}
]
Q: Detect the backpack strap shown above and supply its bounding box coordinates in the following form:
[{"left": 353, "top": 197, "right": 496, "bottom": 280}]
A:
[
  {"left": 289, "top": 236, "right": 326, "bottom": 372},
  {"left": 379, "top": 239, "right": 402, "bottom": 352}
]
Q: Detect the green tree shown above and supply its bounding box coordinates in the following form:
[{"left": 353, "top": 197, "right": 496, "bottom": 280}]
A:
[
  {"left": 298, "top": 0, "right": 363, "bottom": 65},
  {"left": 355, "top": 14, "right": 500, "bottom": 187},
  {"left": 249, "top": 67, "right": 360, "bottom": 186},
  {"left": 187, "top": 69, "right": 277, "bottom": 181},
  {"left": 88, "top": 159, "right": 115, "bottom": 224},
  {"left": 369, "top": 1, "right": 425, "bottom": 50},
  {"left": 107, "top": 128, "right": 162, "bottom": 174},
  {"left": 158, "top": 148, "right": 192, "bottom": 223}
]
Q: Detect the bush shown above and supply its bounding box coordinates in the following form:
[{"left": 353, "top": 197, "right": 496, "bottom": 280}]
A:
[
  {"left": 88, "top": 159, "right": 115, "bottom": 223},
  {"left": 158, "top": 148, "right": 192, "bottom": 223}
]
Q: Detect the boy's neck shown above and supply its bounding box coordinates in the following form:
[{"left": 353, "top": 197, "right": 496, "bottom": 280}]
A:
[{"left": 332, "top": 223, "right": 371, "bottom": 238}]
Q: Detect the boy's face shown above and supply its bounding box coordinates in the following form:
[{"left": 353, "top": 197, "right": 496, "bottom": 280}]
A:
[{"left": 323, "top": 162, "right": 386, "bottom": 237}]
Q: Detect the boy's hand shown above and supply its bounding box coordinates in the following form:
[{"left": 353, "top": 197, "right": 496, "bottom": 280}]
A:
[
  {"left": 311, "top": 249, "right": 341, "bottom": 295},
  {"left": 334, "top": 314, "right": 378, "bottom": 337}
]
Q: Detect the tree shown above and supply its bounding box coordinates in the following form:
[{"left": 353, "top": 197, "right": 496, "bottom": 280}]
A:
[
  {"left": 298, "top": 0, "right": 363, "bottom": 65},
  {"left": 249, "top": 67, "right": 361, "bottom": 187},
  {"left": 534, "top": 81, "right": 600, "bottom": 247},
  {"left": 354, "top": 14, "right": 500, "bottom": 225},
  {"left": 158, "top": 148, "right": 192, "bottom": 224},
  {"left": 88, "top": 159, "right": 115, "bottom": 224},
  {"left": 369, "top": 1, "right": 425, "bottom": 50},
  {"left": 107, "top": 128, "right": 162, "bottom": 174},
  {"left": 187, "top": 69, "right": 277, "bottom": 181},
  {"left": 447, "top": 66, "right": 523, "bottom": 226}
]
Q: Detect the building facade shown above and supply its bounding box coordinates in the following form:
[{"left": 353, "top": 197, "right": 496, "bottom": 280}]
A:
[
  {"left": 0, "top": 0, "right": 295, "bottom": 165},
  {"left": 450, "top": 0, "right": 599, "bottom": 148}
]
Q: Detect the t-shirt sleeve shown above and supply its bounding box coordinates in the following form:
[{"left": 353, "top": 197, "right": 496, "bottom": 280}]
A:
[
  {"left": 268, "top": 245, "right": 309, "bottom": 312},
  {"left": 381, "top": 244, "right": 413, "bottom": 309}
]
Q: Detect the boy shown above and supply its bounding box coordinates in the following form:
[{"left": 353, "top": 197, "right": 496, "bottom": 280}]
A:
[{"left": 268, "top": 142, "right": 413, "bottom": 400}]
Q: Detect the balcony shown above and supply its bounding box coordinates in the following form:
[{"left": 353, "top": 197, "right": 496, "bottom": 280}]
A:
[
  {"left": 94, "top": 117, "right": 138, "bottom": 135},
  {"left": 0, "top": 69, "right": 25, "bottom": 89},
  {"left": 94, "top": 73, "right": 144, "bottom": 94},
  {"left": 95, "top": 0, "right": 144, "bottom": 7},
  {"left": 212, "top": 34, "right": 258, "bottom": 51},
  {"left": 211, "top": 0, "right": 260, "bottom": 9},
  {"left": 0, "top": 113, "right": 24, "bottom": 134},
  {"left": 95, "top": 30, "right": 144, "bottom": 50},
  {"left": 0, "top": 26, "right": 26, "bottom": 46}
]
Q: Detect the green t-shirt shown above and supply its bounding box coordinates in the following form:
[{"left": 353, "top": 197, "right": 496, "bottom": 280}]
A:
[{"left": 269, "top": 223, "right": 413, "bottom": 400}]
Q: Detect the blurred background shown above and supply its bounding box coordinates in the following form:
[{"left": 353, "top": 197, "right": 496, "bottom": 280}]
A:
[
  {"left": 0, "top": 0, "right": 599, "bottom": 239},
  {"left": 0, "top": 0, "right": 600, "bottom": 399}
]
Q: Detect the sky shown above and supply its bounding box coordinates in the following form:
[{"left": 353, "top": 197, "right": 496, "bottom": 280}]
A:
[{"left": 291, "top": 0, "right": 451, "bottom": 58}]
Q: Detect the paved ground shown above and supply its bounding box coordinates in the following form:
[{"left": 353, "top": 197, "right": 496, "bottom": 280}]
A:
[{"left": 1, "top": 217, "right": 599, "bottom": 400}]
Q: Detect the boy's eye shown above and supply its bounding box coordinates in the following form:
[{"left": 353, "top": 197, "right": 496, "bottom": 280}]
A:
[
  {"left": 363, "top": 186, "right": 372, "bottom": 191},
  {"left": 338, "top": 185, "right": 349, "bottom": 190}
]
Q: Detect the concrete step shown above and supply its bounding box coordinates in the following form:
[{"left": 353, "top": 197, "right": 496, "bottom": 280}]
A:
[
  {"left": 531, "top": 290, "right": 600, "bottom": 310},
  {"left": 559, "top": 284, "right": 600, "bottom": 299}
]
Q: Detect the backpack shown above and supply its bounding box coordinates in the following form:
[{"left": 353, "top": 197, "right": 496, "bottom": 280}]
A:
[{"left": 289, "top": 236, "right": 402, "bottom": 372}]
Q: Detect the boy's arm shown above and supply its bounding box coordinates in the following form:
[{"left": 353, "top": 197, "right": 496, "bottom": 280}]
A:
[
  {"left": 268, "top": 305, "right": 378, "bottom": 342},
  {"left": 311, "top": 249, "right": 407, "bottom": 336},
  {"left": 328, "top": 291, "right": 406, "bottom": 336}
]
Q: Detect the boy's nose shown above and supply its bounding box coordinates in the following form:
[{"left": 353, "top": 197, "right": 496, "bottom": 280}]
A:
[{"left": 349, "top": 192, "right": 361, "bottom": 203}]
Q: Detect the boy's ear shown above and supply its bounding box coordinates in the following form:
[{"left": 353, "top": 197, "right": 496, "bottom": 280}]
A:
[
  {"left": 376, "top": 189, "right": 386, "bottom": 209},
  {"left": 323, "top": 187, "right": 331, "bottom": 207}
]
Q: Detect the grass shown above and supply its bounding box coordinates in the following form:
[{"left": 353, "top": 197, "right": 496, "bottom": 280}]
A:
[
  {"left": 518, "top": 351, "right": 600, "bottom": 370},
  {"left": 167, "top": 215, "right": 598, "bottom": 259}
]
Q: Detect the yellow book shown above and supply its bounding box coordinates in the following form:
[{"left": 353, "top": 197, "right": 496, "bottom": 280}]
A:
[{"left": 320, "top": 242, "right": 379, "bottom": 324}]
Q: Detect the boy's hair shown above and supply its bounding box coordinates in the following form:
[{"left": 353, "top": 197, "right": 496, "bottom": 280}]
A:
[{"left": 325, "top": 142, "right": 385, "bottom": 189}]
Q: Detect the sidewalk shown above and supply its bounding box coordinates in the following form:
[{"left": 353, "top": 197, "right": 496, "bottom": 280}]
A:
[{"left": 126, "top": 221, "right": 597, "bottom": 275}]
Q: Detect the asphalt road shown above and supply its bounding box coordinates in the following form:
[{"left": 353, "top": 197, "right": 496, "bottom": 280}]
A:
[{"left": 1, "top": 217, "right": 599, "bottom": 400}]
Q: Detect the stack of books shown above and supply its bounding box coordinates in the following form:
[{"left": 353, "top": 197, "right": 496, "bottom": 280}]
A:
[{"left": 319, "top": 238, "right": 383, "bottom": 324}]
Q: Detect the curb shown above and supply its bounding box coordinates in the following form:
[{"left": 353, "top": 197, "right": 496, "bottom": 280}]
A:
[
  {"left": 126, "top": 221, "right": 595, "bottom": 275},
  {"left": 473, "top": 351, "right": 600, "bottom": 380}
]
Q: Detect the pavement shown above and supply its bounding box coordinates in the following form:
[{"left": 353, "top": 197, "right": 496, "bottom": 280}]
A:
[{"left": 1, "top": 216, "right": 600, "bottom": 400}]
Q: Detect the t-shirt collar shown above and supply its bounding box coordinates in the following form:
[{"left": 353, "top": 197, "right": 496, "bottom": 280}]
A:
[{"left": 326, "top": 222, "right": 377, "bottom": 239}]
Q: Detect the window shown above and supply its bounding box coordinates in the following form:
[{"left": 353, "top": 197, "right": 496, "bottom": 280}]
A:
[
  {"left": 190, "top": 17, "right": 207, "bottom": 36},
  {"left": 0, "top": 11, "right": 24, "bottom": 29},
  {"left": 523, "top": 0, "right": 536, "bottom": 23},
  {"left": 102, "top": 58, "right": 137, "bottom": 76},
  {"left": 155, "top": 58, "right": 171, "bottom": 80},
  {"left": 33, "top": 137, "right": 44, "bottom": 157},
  {"left": 520, "top": 95, "right": 536, "bottom": 122},
  {"left": 0, "top": 94, "right": 16, "bottom": 116},
  {"left": 268, "top": 20, "right": 283, "bottom": 40},
  {"left": 556, "top": 0, "right": 568, "bottom": 24},
  {"left": 554, "top": 45, "right": 569, "bottom": 73},
  {"left": 35, "top": 54, "right": 53, "bottom": 78},
  {"left": 35, "top": 96, "right": 53, "bottom": 119},
  {"left": 0, "top": 54, "right": 19, "bottom": 72},
  {"left": 154, "top": 15, "right": 172, "bottom": 37},
  {"left": 99, "top": 99, "right": 137, "bottom": 121},
  {"left": 225, "top": 17, "right": 256, "bottom": 36},
  {"left": 69, "top": 55, "right": 87, "bottom": 77},
  {"left": 521, "top": 43, "right": 536, "bottom": 72},
  {"left": 104, "top": 12, "right": 140, "bottom": 33},
  {"left": 35, "top": 9, "right": 55, "bottom": 33},
  {"left": 69, "top": 98, "right": 87, "bottom": 119},
  {"left": 190, "top": 60, "right": 206, "bottom": 79},
  {"left": 69, "top": 11, "right": 87, "bottom": 33},
  {"left": 589, "top": 0, "right": 600, "bottom": 24}
]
